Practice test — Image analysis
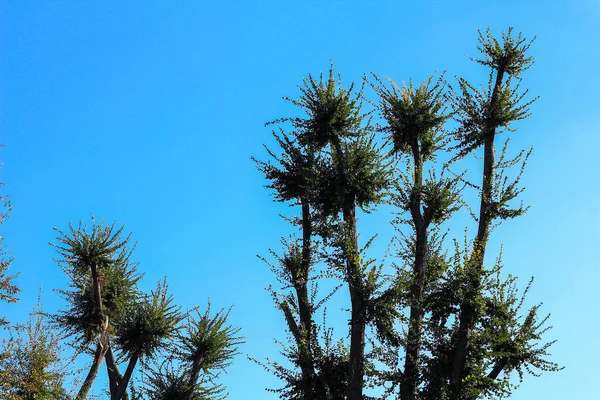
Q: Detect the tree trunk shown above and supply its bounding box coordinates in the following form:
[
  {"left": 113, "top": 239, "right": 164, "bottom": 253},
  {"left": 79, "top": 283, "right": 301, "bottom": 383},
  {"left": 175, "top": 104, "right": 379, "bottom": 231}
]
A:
[
  {"left": 184, "top": 353, "right": 205, "bottom": 400},
  {"left": 400, "top": 226, "right": 427, "bottom": 400},
  {"left": 77, "top": 341, "right": 108, "bottom": 400},
  {"left": 77, "top": 263, "right": 108, "bottom": 399},
  {"left": 90, "top": 263, "right": 104, "bottom": 324},
  {"left": 347, "top": 293, "right": 366, "bottom": 400},
  {"left": 450, "top": 68, "right": 505, "bottom": 398},
  {"left": 106, "top": 346, "right": 129, "bottom": 400},
  {"left": 296, "top": 198, "right": 319, "bottom": 399},
  {"left": 113, "top": 351, "right": 139, "bottom": 400},
  {"left": 400, "top": 141, "right": 428, "bottom": 400},
  {"left": 344, "top": 198, "right": 366, "bottom": 400}
]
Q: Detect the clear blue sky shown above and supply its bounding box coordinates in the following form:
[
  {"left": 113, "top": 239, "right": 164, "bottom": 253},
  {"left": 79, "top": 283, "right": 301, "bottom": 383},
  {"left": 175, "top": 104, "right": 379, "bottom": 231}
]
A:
[{"left": 1, "top": 1, "right": 599, "bottom": 398}]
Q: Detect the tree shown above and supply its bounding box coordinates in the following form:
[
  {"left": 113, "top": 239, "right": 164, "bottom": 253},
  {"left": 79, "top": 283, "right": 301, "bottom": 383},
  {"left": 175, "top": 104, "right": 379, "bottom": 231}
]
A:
[
  {"left": 256, "top": 67, "right": 398, "bottom": 400},
  {"left": 254, "top": 128, "right": 324, "bottom": 399},
  {"left": 370, "top": 73, "right": 461, "bottom": 400},
  {"left": 0, "top": 295, "right": 71, "bottom": 399},
  {"left": 51, "top": 218, "right": 242, "bottom": 399},
  {"left": 256, "top": 28, "right": 561, "bottom": 399},
  {"left": 52, "top": 219, "right": 144, "bottom": 399},
  {"left": 446, "top": 28, "right": 559, "bottom": 399}
]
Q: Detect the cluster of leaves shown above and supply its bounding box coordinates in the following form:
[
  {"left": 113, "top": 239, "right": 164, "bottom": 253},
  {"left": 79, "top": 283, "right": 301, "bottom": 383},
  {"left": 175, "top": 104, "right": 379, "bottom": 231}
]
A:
[
  {"left": 134, "top": 304, "right": 243, "bottom": 400},
  {"left": 52, "top": 221, "right": 141, "bottom": 351}
]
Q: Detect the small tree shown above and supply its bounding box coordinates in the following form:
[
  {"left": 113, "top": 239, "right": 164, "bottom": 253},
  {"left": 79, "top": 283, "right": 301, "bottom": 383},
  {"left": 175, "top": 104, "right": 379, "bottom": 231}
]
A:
[{"left": 0, "top": 296, "right": 71, "bottom": 399}]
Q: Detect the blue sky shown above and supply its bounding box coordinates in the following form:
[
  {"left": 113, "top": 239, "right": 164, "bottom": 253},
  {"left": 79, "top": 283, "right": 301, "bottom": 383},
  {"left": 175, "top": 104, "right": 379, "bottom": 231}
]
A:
[{"left": 1, "top": 1, "right": 599, "bottom": 398}]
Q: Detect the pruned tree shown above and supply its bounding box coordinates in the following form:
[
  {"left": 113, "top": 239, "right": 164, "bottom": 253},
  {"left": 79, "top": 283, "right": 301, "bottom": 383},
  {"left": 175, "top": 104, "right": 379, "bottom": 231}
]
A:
[
  {"left": 370, "top": 73, "right": 462, "bottom": 400},
  {"left": 110, "top": 279, "right": 181, "bottom": 399},
  {"left": 447, "top": 28, "right": 550, "bottom": 399},
  {"left": 256, "top": 67, "right": 402, "bottom": 400},
  {"left": 52, "top": 219, "right": 143, "bottom": 399},
  {"left": 254, "top": 127, "right": 325, "bottom": 398},
  {"left": 51, "top": 218, "right": 242, "bottom": 399},
  {"left": 256, "top": 28, "right": 561, "bottom": 400}
]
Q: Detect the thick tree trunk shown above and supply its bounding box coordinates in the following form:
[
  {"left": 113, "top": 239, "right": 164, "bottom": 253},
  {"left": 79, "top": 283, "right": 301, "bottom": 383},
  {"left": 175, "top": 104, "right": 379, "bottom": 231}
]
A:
[
  {"left": 343, "top": 199, "right": 367, "bottom": 400},
  {"left": 400, "top": 145, "right": 428, "bottom": 400},
  {"left": 400, "top": 227, "right": 427, "bottom": 400},
  {"left": 296, "top": 199, "right": 319, "bottom": 399},
  {"left": 450, "top": 69, "right": 505, "bottom": 398},
  {"left": 184, "top": 353, "right": 205, "bottom": 400},
  {"left": 77, "top": 263, "right": 109, "bottom": 399},
  {"left": 113, "top": 351, "right": 139, "bottom": 400},
  {"left": 106, "top": 346, "right": 130, "bottom": 400},
  {"left": 347, "top": 293, "right": 367, "bottom": 400},
  {"left": 77, "top": 341, "right": 108, "bottom": 400}
]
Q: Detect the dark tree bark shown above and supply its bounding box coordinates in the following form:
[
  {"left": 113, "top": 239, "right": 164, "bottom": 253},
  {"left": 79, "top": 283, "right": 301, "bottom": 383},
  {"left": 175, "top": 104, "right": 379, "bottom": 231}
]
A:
[
  {"left": 487, "top": 359, "right": 507, "bottom": 381},
  {"left": 106, "top": 346, "right": 130, "bottom": 400},
  {"left": 295, "top": 198, "right": 320, "bottom": 399},
  {"left": 77, "top": 263, "right": 109, "bottom": 399},
  {"left": 400, "top": 141, "right": 432, "bottom": 400},
  {"left": 77, "top": 341, "right": 108, "bottom": 400},
  {"left": 344, "top": 197, "right": 367, "bottom": 400},
  {"left": 109, "top": 349, "right": 139, "bottom": 400},
  {"left": 329, "top": 137, "right": 368, "bottom": 400},
  {"left": 450, "top": 67, "right": 506, "bottom": 398},
  {"left": 184, "top": 353, "right": 205, "bottom": 400}
]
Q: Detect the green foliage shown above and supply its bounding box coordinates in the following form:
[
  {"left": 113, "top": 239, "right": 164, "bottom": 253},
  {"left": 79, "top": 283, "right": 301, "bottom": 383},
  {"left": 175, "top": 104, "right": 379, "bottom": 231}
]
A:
[
  {"left": 0, "top": 297, "right": 72, "bottom": 400},
  {"left": 51, "top": 219, "right": 141, "bottom": 350},
  {"left": 392, "top": 168, "right": 463, "bottom": 226},
  {"left": 265, "top": 65, "right": 392, "bottom": 217},
  {"left": 51, "top": 218, "right": 242, "bottom": 398},
  {"left": 53, "top": 219, "right": 134, "bottom": 278},
  {"left": 472, "top": 28, "right": 535, "bottom": 77},
  {"left": 452, "top": 29, "right": 537, "bottom": 161},
  {"left": 53, "top": 263, "right": 141, "bottom": 351},
  {"left": 253, "top": 311, "right": 350, "bottom": 400},
  {"left": 254, "top": 129, "right": 317, "bottom": 204},
  {"left": 256, "top": 27, "right": 560, "bottom": 400},
  {"left": 287, "top": 66, "right": 365, "bottom": 148},
  {"left": 115, "top": 278, "right": 182, "bottom": 359},
  {"left": 315, "top": 133, "right": 391, "bottom": 216},
  {"left": 0, "top": 187, "right": 19, "bottom": 327},
  {"left": 175, "top": 304, "right": 242, "bottom": 374},
  {"left": 371, "top": 74, "right": 449, "bottom": 160},
  {"left": 139, "top": 304, "right": 243, "bottom": 400},
  {"left": 141, "top": 364, "right": 226, "bottom": 400},
  {"left": 419, "top": 247, "right": 561, "bottom": 399}
]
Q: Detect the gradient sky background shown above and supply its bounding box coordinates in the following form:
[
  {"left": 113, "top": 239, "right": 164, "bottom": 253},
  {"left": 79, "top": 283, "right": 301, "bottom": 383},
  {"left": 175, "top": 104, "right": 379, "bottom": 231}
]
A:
[{"left": 1, "top": 1, "right": 599, "bottom": 398}]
